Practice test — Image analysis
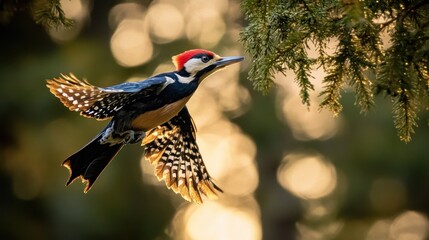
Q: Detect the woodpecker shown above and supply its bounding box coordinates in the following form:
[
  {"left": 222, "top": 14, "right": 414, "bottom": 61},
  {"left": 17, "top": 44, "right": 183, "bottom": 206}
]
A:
[{"left": 47, "top": 49, "right": 244, "bottom": 203}]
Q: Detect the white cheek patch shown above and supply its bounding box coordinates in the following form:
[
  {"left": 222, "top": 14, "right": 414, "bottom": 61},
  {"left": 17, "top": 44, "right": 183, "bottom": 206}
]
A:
[
  {"left": 183, "top": 58, "right": 214, "bottom": 75},
  {"left": 184, "top": 58, "right": 205, "bottom": 73}
]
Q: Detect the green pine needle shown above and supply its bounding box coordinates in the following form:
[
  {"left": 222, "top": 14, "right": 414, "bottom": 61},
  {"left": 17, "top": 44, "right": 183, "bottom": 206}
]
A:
[
  {"left": 240, "top": 0, "right": 429, "bottom": 142},
  {"left": 33, "top": 0, "right": 74, "bottom": 29}
]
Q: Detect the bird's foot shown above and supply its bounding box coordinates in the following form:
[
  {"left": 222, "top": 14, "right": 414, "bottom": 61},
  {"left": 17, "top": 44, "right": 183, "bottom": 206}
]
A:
[
  {"left": 99, "top": 122, "right": 145, "bottom": 145},
  {"left": 99, "top": 123, "right": 119, "bottom": 146},
  {"left": 119, "top": 130, "right": 146, "bottom": 144}
]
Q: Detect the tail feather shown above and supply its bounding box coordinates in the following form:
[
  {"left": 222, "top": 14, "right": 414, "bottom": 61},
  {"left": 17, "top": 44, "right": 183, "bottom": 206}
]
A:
[{"left": 63, "top": 128, "right": 124, "bottom": 192}]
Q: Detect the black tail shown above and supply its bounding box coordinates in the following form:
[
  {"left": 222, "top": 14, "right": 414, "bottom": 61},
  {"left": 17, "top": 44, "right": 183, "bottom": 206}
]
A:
[{"left": 62, "top": 124, "right": 124, "bottom": 193}]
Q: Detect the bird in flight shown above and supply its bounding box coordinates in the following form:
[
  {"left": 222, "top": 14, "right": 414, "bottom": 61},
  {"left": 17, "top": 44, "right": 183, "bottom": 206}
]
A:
[{"left": 47, "top": 49, "right": 244, "bottom": 203}]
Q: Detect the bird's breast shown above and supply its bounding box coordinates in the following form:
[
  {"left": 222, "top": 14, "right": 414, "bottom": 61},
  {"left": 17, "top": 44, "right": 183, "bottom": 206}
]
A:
[{"left": 131, "top": 95, "right": 192, "bottom": 131}]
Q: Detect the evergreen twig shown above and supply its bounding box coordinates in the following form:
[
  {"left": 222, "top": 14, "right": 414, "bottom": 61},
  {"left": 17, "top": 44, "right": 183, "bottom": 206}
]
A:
[{"left": 241, "top": 0, "right": 429, "bottom": 142}]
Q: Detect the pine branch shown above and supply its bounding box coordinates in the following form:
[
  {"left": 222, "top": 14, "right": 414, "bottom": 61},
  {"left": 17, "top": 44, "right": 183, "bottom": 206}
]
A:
[
  {"left": 319, "top": 64, "right": 344, "bottom": 115},
  {"left": 241, "top": 0, "right": 429, "bottom": 141},
  {"left": 392, "top": 88, "right": 418, "bottom": 143},
  {"left": 33, "top": 0, "right": 74, "bottom": 29},
  {"left": 347, "top": 38, "right": 376, "bottom": 113},
  {"left": 0, "top": 0, "right": 73, "bottom": 29},
  {"left": 240, "top": 0, "right": 277, "bottom": 94},
  {"left": 349, "top": 62, "right": 374, "bottom": 113},
  {"left": 294, "top": 47, "right": 315, "bottom": 106}
]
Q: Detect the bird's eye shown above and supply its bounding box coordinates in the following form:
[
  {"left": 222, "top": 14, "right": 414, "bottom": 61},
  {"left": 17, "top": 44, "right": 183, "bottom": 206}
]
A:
[{"left": 201, "top": 55, "right": 210, "bottom": 63}]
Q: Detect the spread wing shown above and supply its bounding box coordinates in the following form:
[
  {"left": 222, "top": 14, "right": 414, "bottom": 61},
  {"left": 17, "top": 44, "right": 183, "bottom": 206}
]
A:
[
  {"left": 46, "top": 73, "right": 168, "bottom": 120},
  {"left": 142, "top": 107, "right": 222, "bottom": 204}
]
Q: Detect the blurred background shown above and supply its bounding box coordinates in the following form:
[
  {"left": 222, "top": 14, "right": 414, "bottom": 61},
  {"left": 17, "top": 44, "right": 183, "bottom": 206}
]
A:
[{"left": 1, "top": 0, "right": 429, "bottom": 239}]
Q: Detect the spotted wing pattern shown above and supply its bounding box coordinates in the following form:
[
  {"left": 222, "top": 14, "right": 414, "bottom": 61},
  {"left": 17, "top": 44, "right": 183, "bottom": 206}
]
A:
[
  {"left": 47, "top": 73, "right": 107, "bottom": 117},
  {"left": 46, "top": 73, "right": 167, "bottom": 120},
  {"left": 142, "top": 107, "right": 222, "bottom": 204}
]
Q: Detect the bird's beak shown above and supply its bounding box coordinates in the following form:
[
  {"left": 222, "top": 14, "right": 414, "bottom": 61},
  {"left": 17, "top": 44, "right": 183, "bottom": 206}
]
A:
[
  {"left": 213, "top": 56, "right": 245, "bottom": 69},
  {"left": 198, "top": 55, "right": 244, "bottom": 82}
]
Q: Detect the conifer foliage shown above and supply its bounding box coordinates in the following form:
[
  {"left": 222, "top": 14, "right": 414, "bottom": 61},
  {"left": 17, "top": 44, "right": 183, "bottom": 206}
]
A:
[
  {"left": 0, "top": 0, "right": 73, "bottom": 29},
  {"left": 241, "top": 0, "right": 429, "bottom": 142}
]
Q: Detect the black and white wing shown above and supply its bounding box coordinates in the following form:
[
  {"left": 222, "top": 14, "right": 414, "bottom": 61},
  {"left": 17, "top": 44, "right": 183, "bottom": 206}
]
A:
[
  {"left": 47, "top": 73, "right": 167, "bottom": 120},
  {"left": 142, "top": 107, "right": 222, "bottom": 204}
]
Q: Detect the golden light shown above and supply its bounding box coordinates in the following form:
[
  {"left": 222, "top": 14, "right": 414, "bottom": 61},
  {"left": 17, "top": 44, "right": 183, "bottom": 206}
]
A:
[
  {"left": 275, "top": 45, "right": 342, "bottom": 141},
  {"left": 187, "top": 87, "right": 258, "bottom": 197},
  {"left": 60, "top": 0, "right": 85, "bottom": 19},
  {"left": 366, "top": 219, "right": 391, "bottom": 240},
  {"left": 185, "top": 9, "right": 226, "bottom": 48},
  {"left": 145, "top": 3, "right": 185, "bottom": 43},
  {"left": 110, "top": 19, "right": 153, "bottom": 67},
  {"left": 198, "top": 128, "right": 258, "bottom": 197},
  {"left": 184, "top": 0, "right": 229, "bottom": 48},
  {"left": 140, "top": 158, "right": 164, "bottom": 187},
  {"left": 277, "top": 153, "right": 337, "bottom": 199},
  {"left": 373, "top": 16, "right": 393, "bottom": 50},
  {"left": 171, "top": 199, "right": 261, "bottom": 240},
  {"left": 390, "top": 211, "right": 429, "bottom": 240},
  {"left": 187, "top": 0, "right": 230, "bottom": 15},
  {"left": 201, "top": 51, "right": 251, "bottom": 115},
  {"left": 151, "top": 62, "right": 176, "bottom": 75},
  {"left": 279, "top": 95, "right": 340, "bottom": 140},
  {"left": 108, "top": 3, "right": 146, "bottom": 28}
]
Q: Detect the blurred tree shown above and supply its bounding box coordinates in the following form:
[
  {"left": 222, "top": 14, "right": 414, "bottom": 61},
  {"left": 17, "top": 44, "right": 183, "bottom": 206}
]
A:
[
  {"left": 240, "top": 0, "right": 429, "bottom": 142},
  {"left": 0, "top": 0, "right": 73, "bottom": 28}
]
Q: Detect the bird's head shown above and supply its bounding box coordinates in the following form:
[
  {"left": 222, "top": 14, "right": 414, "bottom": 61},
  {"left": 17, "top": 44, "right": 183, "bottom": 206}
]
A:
[{"left": 172, "top": 49, "right": 244, "bottom": 81}]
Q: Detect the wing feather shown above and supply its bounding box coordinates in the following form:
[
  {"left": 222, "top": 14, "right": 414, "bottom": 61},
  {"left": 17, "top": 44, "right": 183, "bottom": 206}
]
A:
[
  {"left": 47, "top": 73, "right": 167, "bottom": 120},
  {"left": 142, "top": 107, "right": 222, "bottom": 204}
]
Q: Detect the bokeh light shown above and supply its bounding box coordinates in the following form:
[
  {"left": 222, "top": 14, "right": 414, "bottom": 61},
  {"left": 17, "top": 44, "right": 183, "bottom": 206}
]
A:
[
  {"left": 170, "top": 198, "right": 261, "bottom": 240},
  {"left": 201, "top": 49, "right": 251, "bottom": 115},
  {"left": 48, "top": 0, "right": 89, "bottom": 42},
  {"left": 277, "top": 153, "right": 337, "bottom": 199},
  {"left": 187, "top": 84, "right": 257, "bottom": 196},
  {"left": 366, "top": 211, "right": 429, "bottom": 240},
  {"left": 185, "top": 0, "right": 228, "bottom": 48},
  {"left": 108, "top": 3, "right": 145, "bottom": 28},
  {"left": 275, "top": 67, "right": 342, "bottom": 141},
  {"left": 108, "top": 0, "right": 232, "bottom": 67},
  {"left": 145, "top": 2, "right": 184, "bottom": 43},
  {"left": 109, "top": 3, "right": 153, "bottom": 67},
  {"left": 390, "top": 211, "right": 429, "bottom": 240},
  {"left": 366, "top": 219, "right": 391, "bottom": 240},
  {"left": 186, "top": 9, "right": 226, "bottom": 48},
  {"left": 279, "top": 94, "right": 340, "bottom": 140},
  {"left": 110, "top": 19, "right": 153, "bottom": 67}
]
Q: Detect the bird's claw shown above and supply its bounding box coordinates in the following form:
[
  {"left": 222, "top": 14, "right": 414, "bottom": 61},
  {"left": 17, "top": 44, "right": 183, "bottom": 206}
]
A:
[
  {"left": 120, "top": 130, "right": 146, "bottom": 144},
  {"left": 100, "top": 122, "right": 145, "bottom": 145}
]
